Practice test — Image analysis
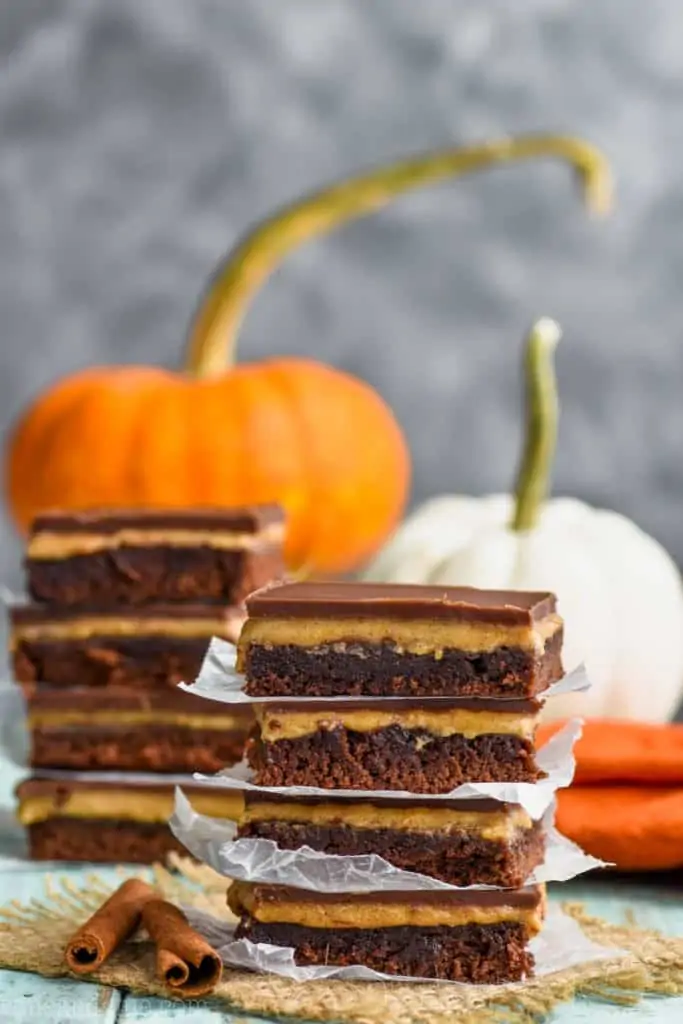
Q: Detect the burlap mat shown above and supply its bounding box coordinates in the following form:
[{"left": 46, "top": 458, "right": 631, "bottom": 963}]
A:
[{"left": 0, "top": 855, "right": 682, "bottom": 1023}]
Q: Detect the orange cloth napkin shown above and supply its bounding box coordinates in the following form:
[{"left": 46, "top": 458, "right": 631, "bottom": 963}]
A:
[{"left": 537, "top": 720, "right": 683, "bottom": 872}]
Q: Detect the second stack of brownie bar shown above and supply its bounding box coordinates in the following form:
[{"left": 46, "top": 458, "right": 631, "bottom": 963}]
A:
[
  {"left": 11, "top": 504, "right": 285, "bottom": 863},
  {"left": 222, "top": 581, "right": 564, "bottom": 983}
]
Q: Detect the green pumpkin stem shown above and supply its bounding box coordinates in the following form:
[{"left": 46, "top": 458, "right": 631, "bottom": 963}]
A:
[
  {"left": 184, "top": 135, "right": 611, "bottom": 378},
  {"left": 510, "top": 318, "right": 561, "bottom": 533}
]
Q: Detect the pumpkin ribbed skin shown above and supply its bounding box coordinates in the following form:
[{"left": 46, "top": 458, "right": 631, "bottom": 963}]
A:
[{"left": 5, "top": 358, "right": 409, "bottom": 574}]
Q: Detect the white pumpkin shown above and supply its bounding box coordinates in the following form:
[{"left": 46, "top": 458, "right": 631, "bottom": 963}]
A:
[{"left": 364, "top": 320, "right": 683, "bottom": 722}]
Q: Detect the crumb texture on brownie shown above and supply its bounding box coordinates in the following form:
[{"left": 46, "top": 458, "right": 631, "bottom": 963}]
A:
[
  {"left": 248, "top": 727, "right": 540, "bottom": 791},
  {"left": 26, "top": 547, "right": 284, "bottom": 605},
  {"left": 29, "top": 725, "right": 247, "bottom": 773},
  {"left": 26, "top": 818, "right": 186, "bottom": 864},
  {"left": 243, "top": 631, "right": 563, "bottom": 698},
  {"left": 13, "top": 635, "right": 232, "bottom": 689},
  {"left": 235, "top": 919, "right": 534, "bottom": 982},
  {"left": 16, "top": 778, "right": 244, "bottom": 826}
]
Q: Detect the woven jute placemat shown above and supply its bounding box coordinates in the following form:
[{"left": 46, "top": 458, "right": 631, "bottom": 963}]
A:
[{"left": 0, "top": 855, "right": 682, "bottom": 1024}]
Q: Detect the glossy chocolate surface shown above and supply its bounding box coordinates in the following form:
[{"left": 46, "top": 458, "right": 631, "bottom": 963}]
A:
[
  {"left": 245, "top": 581, "right": 556, "bottom": 623},
  {"left": 24, "top": 685, "right": 252, "bottom": 716},
  {"left": 236, "top": 882, "right": 543, "bottom": 909},
  {"left": 15, "top": 776, "right": 206, "bottom": 803},
  {"left": 9, "top": 601, "right": 244, "bottom": 625},
  {"left": 29, "top": 504, "right": 283, "bottom": 536},
  {"left": 261, "top": 695, "right": 540, "bottom": 715},
  {"left": 244, "top": 790, "right": 511, "bottom": 813}
]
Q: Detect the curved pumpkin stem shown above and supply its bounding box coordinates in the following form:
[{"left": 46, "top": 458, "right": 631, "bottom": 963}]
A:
[
  {"left": 510, "top": 318, "right": 561, "bottom": 533},
  {"left": 184, "top": 134, "right": 612, "bottom": 378}
]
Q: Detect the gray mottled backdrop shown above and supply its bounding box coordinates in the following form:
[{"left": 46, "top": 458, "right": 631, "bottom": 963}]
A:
[{"left": 1, "top": 0, "right": 682, "bottom": 623}]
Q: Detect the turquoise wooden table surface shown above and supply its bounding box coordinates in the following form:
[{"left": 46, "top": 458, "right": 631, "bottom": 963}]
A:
[{"left": 1, "top": 758, "right": 682, "bottom": 1023}]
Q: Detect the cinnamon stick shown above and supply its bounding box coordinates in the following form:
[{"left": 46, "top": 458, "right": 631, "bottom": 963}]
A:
[
  {"left": 141, "top": 899, "right": 223, "bottom": 998},
  {"left": 65, "top": 878, "right": 156, "bottom": 974}
]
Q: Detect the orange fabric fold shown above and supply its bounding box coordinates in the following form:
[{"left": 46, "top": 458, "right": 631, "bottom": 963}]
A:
[
  {"left": 538, "top": 719, "right": 683, "bottom": 785},
  {"left": 537, "top": 719, "right": 683, "bottom": 872}
]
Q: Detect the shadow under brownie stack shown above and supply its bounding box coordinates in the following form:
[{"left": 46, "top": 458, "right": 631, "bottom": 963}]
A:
[
  {"left": 10, "top": 505, "right": 285, "bottom": 862},
  {"left": 193, "top": 580, "right": 566, "bottom": 983}
]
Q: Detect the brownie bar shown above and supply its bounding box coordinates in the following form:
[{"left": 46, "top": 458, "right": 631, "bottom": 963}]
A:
[
  {"left": 238, "top": 581, "right": 563, "bottom": 698},
  {"left": 248, "top": 696, "right": 542, "bottom": 791},
  {"left": 10, "top": 602, "right": 244, "bottom": 689},
  {"left": 25, "top": 505, "right": 285, "bottom": 606},
  {"left": 239, "top": 820, "right": 544, "bottom": 888},
  {"left": 239, "top": 791, "right": 544, "bottom": 886},
  {"left": 241, "top": 819, "right": 544, "bottom": 887},
  {"left": 17, "top": 777, "right": 244, "bottom": 864},
  {"left": 228, "top": 883, "right": 544, "bottom": 982},
  {"left": 25, "top": 686, "right": 254, "bottom": 773}
]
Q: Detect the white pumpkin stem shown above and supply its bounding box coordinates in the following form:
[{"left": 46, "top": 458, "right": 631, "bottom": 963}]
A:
[
  {"left": 510, "top": 318, "right": 561, "bottom": 533},
  {"left": 184, "top": 135, "right": 611, "bottom": 378}
]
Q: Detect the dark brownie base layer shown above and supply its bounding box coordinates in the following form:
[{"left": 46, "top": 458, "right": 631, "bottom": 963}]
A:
[
  {"left": 237, "top": 819, "right": 545, "bottom": 887},
  {"left": 235, "top": 918, "right": 534, "bottom": 983},
  {"left": 26, "top": 546, "right": 284, "bottom": 606},
  {"left": 26, "top": 818, "right": 187, "bottom": 864},
  {"left": 248, "top": 726, "right": 541, "bottom": 791},
  {"left": 14, "top": 635, "right": 216, "bottom": 689},
  {"left": 243, "top": 631, "right": 563, "bottom": 699},
  {"left": 31, "top": 727, "right": 247, "bottom": 773}
]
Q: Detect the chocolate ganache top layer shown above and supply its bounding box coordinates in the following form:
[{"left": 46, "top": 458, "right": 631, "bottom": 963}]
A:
[
  {"left": 245, "top": 581, "right": 556, "bottom": 624},
  {"left": 233, "top": 882, "right": 543, "bottom": 909},
  {"left": 29, "top": 504, "right": 284, "bottom": 537},
  {"left": 9, "top": 601, "right": 244, "bottom": 625},
  {"left": 24, "top": 685, "right": 253, "bottom": 716},
  {"left": 15, "top": 776, "right": 211, "bottom": 803},
  {"left": 243, "top": 790, "right": 514, "bottom": 813},
  {"left": 259, "top": 695, "right": 541, "bottom": 715}
]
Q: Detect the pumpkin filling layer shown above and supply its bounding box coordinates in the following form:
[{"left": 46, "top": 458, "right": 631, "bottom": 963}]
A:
[
  {"left": 240, "top": 797, "right": 532, "bottom": 839},
  {"left": 238, "top": 613, "right": 561, "bottom": 658},
  {"left": 16, "top": 781, "right": 244, "bottom": 826},
  {"left": 26, "top": 523, "right": 285, "bottom": 560},
  {"left": 27, "top": 708, "right": 248, "bottom": 731},
  {"left": 9, "top": 612, "right": 244, "bottom": 646},
  {"left": 252, "top": 698, "right": 539, "bottom": 742}
]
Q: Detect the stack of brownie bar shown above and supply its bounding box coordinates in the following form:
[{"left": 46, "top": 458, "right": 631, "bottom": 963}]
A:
[
  {"left": 221, "top": 581, "right": 563, "bottom": 982},
  {"left": 11, "top": 505, "right": 285, "bottom": 863}
]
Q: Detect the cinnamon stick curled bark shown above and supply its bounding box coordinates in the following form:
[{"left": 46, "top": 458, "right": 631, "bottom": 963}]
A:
[
  {"left": 65, "top": 878, "right": 156, "bottom": 974},
  {"left": 142, "top": 899, "right": 223, "bottom": 998}
]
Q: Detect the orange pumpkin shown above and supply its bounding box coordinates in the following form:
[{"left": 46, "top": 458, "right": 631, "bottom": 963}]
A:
[{"left": 3, "top": 134, "right": 611, "bottom": 574}]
